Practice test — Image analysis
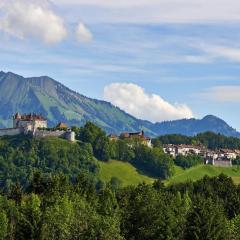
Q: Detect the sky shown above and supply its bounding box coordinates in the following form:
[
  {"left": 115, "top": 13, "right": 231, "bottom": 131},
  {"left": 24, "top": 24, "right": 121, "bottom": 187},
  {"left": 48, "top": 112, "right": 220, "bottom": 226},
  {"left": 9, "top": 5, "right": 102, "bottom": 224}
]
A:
[{"left": 0, "top": 0, "right": 240, "bottom": 129}]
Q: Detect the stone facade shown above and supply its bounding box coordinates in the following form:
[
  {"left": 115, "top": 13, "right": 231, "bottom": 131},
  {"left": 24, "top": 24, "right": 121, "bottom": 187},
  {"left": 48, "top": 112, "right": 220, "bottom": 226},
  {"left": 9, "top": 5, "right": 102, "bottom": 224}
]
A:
[
  {"left": 33, "top": 129, "right": 76, "bottom": 142},
  {"left": 13, "top": 113, "right": 47, "bottom": 131}
]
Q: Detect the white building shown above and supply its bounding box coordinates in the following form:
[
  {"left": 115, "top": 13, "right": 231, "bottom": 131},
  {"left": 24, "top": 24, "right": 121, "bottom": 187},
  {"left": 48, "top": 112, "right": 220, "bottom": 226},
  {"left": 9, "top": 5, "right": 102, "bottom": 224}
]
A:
[{"left": 13, "top": 112, "right": 47, "bottom": 132}]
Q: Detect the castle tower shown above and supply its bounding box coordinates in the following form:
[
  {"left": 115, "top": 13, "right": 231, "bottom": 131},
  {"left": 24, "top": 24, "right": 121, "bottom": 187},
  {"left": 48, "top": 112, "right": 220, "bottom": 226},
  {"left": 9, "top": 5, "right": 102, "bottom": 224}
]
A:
[
  {"left": 13, "top": 112, "right": 21, "bottom": 128},
  {"left": 65, "top": 131, "right": 76, "bottom": 142}
]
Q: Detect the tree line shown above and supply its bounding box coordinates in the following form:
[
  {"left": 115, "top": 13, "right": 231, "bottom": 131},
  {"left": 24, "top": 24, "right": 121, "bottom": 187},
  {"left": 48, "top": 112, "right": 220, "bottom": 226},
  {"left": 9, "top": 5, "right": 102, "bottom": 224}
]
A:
[
  {"left": 0, "top": 173, "right": 240, "bottom": 239},
  {"left": 154, "top": 131, "right": 240, "bottom": 150}
]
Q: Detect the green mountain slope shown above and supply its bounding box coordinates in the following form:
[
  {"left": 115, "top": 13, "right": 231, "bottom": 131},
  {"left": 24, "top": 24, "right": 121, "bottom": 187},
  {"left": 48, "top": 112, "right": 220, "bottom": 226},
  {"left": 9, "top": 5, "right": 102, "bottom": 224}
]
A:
[{"left": 0, "top": 71, "right": 154, "bottom": 135}]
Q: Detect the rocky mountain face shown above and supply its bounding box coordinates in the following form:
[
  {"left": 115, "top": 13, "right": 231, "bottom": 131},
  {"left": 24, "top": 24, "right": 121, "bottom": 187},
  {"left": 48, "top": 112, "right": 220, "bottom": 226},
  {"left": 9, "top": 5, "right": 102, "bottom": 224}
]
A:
[{"left": 0, "top": 71, "right": 239, "bottom": 138}]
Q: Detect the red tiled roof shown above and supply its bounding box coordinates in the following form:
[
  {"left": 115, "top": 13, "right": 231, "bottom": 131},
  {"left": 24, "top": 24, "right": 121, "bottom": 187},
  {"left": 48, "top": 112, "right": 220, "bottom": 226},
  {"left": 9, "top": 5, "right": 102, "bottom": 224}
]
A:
[
  {"left": 14, "top": 113, "right": 46, "bottom": 121},
  {"left": 56, "top": 122, "right": 68, "bottom": 129}
]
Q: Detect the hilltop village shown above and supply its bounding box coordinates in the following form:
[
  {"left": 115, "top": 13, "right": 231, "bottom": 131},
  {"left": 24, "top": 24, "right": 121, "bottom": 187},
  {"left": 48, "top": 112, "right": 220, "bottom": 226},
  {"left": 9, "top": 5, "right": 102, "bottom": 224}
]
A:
[
  {"left": 0, "top": 113, "right": 75, "bottom": 142},
  {"left": 163, "top": 144, "right": 240, "bottom": 167},
  {"left": 109, "top": 131, "right": 240, "bottom": 167}
]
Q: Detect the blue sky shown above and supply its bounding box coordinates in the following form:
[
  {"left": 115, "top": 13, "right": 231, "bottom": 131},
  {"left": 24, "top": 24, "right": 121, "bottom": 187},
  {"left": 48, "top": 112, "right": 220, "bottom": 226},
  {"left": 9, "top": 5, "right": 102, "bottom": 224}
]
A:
[{"left": 0, "top": 0, "right": 240, "bottom": 130}]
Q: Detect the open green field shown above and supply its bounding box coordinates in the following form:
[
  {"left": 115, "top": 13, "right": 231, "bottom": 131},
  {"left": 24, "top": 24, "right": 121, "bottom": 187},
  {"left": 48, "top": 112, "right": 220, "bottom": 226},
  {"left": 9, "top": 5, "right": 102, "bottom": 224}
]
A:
[
  {"left": 166, "top": 165, "right": 240, "bottom": 185},
  {"left": 99, "top": 160, "right": 240, "bottom": 187},
  {"left": 98, "top": 160, "right": 155, "bottom": 186}
]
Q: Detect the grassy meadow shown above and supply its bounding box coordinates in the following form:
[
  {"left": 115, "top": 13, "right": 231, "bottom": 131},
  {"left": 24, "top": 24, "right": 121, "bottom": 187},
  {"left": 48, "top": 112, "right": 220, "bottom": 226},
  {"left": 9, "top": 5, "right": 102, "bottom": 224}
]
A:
[
  {"left": 99, "top": 160, "right": 240, "bottom": 186},
  {"left": 98, "top": 160, "right": 155, "bottom": 186}
]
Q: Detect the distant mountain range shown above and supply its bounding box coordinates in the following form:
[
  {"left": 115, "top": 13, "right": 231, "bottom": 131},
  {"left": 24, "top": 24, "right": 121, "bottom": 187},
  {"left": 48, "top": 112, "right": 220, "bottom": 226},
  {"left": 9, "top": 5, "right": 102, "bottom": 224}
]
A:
[
  {"left": 152, "top": 115, "right": 240, "bottom": 138},
  {"left": 0, "top": 71, "right": 239, "bottom": 138}
]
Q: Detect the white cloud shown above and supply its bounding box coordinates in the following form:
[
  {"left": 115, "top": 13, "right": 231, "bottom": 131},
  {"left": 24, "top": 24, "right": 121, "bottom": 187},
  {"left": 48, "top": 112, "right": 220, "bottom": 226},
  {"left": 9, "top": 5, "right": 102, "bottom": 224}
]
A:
[
  {"left": 104, "top": 83, "right": 193, "bottom": 122},
  {"left": 203, "top": 45, "right": 240, "bottom": 62},
  {"left": 52, "top": 0, "right": 240, "bottom": 24},
  {"left": 200, "top": 86, "right": 240, "bottom": 103},
  {"left": 76, "top": 23, "right": 92, "bottom": 43},
  {"left": 0, "top": 0, "right": 67, "bottom": 44}
]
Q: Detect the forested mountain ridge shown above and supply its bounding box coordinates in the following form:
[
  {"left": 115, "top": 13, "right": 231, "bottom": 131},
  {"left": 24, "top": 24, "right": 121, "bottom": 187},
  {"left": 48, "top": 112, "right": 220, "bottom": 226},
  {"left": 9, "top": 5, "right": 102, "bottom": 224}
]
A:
[
  {"left": 152, "top": 115, "right": 240, "bottom": 138},
  {"left": 0, "top": 71, "right": 239, "bottom": 138}
]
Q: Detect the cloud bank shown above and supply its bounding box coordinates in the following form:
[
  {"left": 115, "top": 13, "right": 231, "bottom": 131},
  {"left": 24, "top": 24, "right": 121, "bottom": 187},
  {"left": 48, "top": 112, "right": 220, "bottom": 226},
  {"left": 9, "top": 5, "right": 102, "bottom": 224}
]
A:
[
  {"left": 200, "top": 86, "right": 240, "bottom": 103},
  {"left": 0, "top": 0, "right": 67, "bottom": 44},
  {"left": 53, "top": 0, "right": 240, "bottom": 24},
  {"left": 104, "top": 83, "right": 193, "bottom": 122}
]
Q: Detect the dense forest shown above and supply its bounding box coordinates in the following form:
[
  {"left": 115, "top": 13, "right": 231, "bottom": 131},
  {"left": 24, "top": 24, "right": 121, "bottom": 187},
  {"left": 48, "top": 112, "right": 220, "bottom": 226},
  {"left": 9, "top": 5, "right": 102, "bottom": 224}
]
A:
[
  {"left": 174, "top": 154, "right": 204, "bottom": 169},
  {"left": 153, "top": 131, "right": 240, "bottom": 150},
  {"left": 0, "top": 173, "right": 240, "bottom": 239},
  {"left": 2, "top": 124, "right": 240, "bottom": 239}
]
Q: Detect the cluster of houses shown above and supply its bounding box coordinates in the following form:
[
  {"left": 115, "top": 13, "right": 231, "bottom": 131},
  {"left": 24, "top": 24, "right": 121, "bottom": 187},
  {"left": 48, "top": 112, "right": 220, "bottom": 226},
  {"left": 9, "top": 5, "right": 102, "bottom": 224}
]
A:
[
  {"left": 163, "top": 144, "right": 240, "bottom": 167},
  {"left": 109, "top": 131, "right": 240, "bottom": 167}
]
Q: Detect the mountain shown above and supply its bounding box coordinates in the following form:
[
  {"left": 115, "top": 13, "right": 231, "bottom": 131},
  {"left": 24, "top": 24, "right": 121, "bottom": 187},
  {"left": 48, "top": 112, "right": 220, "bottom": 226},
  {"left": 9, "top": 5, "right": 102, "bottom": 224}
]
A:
[
  {"left": 152, "top": 115, "right": 240, "bottom": 138},
  {"left": 0, "top": 71, "right": 239, "bottom": 138},
  {"left": 0, "top": 71, "right": 155, "bottom": 135}
]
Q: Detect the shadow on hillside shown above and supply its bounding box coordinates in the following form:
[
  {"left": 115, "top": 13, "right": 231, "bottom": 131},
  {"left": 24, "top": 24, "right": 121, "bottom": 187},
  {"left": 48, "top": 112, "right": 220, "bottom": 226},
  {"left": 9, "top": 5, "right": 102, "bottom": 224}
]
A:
[{"left": 131, "top": 162, "right": 160, "bottom": 180}]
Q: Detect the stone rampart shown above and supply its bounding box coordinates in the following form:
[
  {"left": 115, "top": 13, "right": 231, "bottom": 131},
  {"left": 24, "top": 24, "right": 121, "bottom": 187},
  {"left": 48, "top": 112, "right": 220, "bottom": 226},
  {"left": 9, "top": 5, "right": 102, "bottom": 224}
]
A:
[
  {"left": 34, "top": 130, "right": 66, "bottom": 138},
  {"left": 0, "top": 128, "right": 22, "bottom": 137}
]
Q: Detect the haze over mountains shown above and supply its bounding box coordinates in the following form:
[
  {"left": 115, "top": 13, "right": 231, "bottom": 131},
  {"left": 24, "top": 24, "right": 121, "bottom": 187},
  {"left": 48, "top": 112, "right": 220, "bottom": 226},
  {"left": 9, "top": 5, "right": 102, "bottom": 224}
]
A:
[{"left": 0, "top": 71, "right": 239, "bottom": 138}]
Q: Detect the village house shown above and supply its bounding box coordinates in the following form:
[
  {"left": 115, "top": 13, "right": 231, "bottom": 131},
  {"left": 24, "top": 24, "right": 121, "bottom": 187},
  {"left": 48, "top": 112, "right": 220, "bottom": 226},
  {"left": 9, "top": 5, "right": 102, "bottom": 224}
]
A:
[
  {"left": 163, "top": 144, "right": 177, "bottom": 158},
  {"left": 120, "top": 131, "right": 152, "bottom": 147},
  {"left": 0, "top": 113, "right": 75, "bottom": 142},
  {"left": 109, "top": 130, "right": 152, "bottom": 147},
  {"left": 176, "top": 144, "right": 203, "bottom": 156},
  {"left": 163, "top": 144, "right": 205, "bottom": 158},
  {"left": 219, "top": 149, "right": 237, "bottom": 160}
]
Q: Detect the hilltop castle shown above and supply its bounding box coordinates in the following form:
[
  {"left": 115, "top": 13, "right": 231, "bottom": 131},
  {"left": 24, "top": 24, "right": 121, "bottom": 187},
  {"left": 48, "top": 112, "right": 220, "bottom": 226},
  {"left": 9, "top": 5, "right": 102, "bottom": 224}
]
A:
[{"left": 0, "top": 113, "right": 75, "bottom": 142}]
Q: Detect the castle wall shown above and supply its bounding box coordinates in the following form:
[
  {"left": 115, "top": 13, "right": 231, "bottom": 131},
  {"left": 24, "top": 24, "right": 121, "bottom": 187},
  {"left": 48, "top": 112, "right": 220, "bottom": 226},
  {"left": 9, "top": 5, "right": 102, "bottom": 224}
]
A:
[
  {"left": 65, "top": 131, "right": 76, "bottom": 142},
  {"left": 33, "top": 130, "right": 76, "bottom": 142},
  {"left": 0, "top": 128, "right": 22, "bottom": 137},
  {"left": 213, "top": 160, "right": 232, "bottom": 167},
  {"left": 34, "top": 130, "right": 66, "bottom": 138}
]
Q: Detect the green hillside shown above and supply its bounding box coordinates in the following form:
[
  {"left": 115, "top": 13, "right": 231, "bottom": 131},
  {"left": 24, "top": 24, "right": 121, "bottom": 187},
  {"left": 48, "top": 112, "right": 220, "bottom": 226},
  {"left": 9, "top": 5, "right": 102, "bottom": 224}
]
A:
[
  {"left": 98, "top": 160, "right": 155, "bottom": 186},
  {"left": 99, "top": 160, "right": 240, "bottom": 186},
  {"left": 166, "top": 165, "right": 240, "bottom": 185}
]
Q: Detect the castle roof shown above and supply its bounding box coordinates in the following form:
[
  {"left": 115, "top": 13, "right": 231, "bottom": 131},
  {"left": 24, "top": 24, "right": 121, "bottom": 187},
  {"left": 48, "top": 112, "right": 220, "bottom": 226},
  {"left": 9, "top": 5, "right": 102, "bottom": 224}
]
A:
[
  {"left": 120, "top": 130, "right": 151, "bottom": 141},
  {"left": 56, "top": 122, "right": 68, "bottom": 129},
  {"left": 14, "top": 113, "right": 46, "bottom": 121}
]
